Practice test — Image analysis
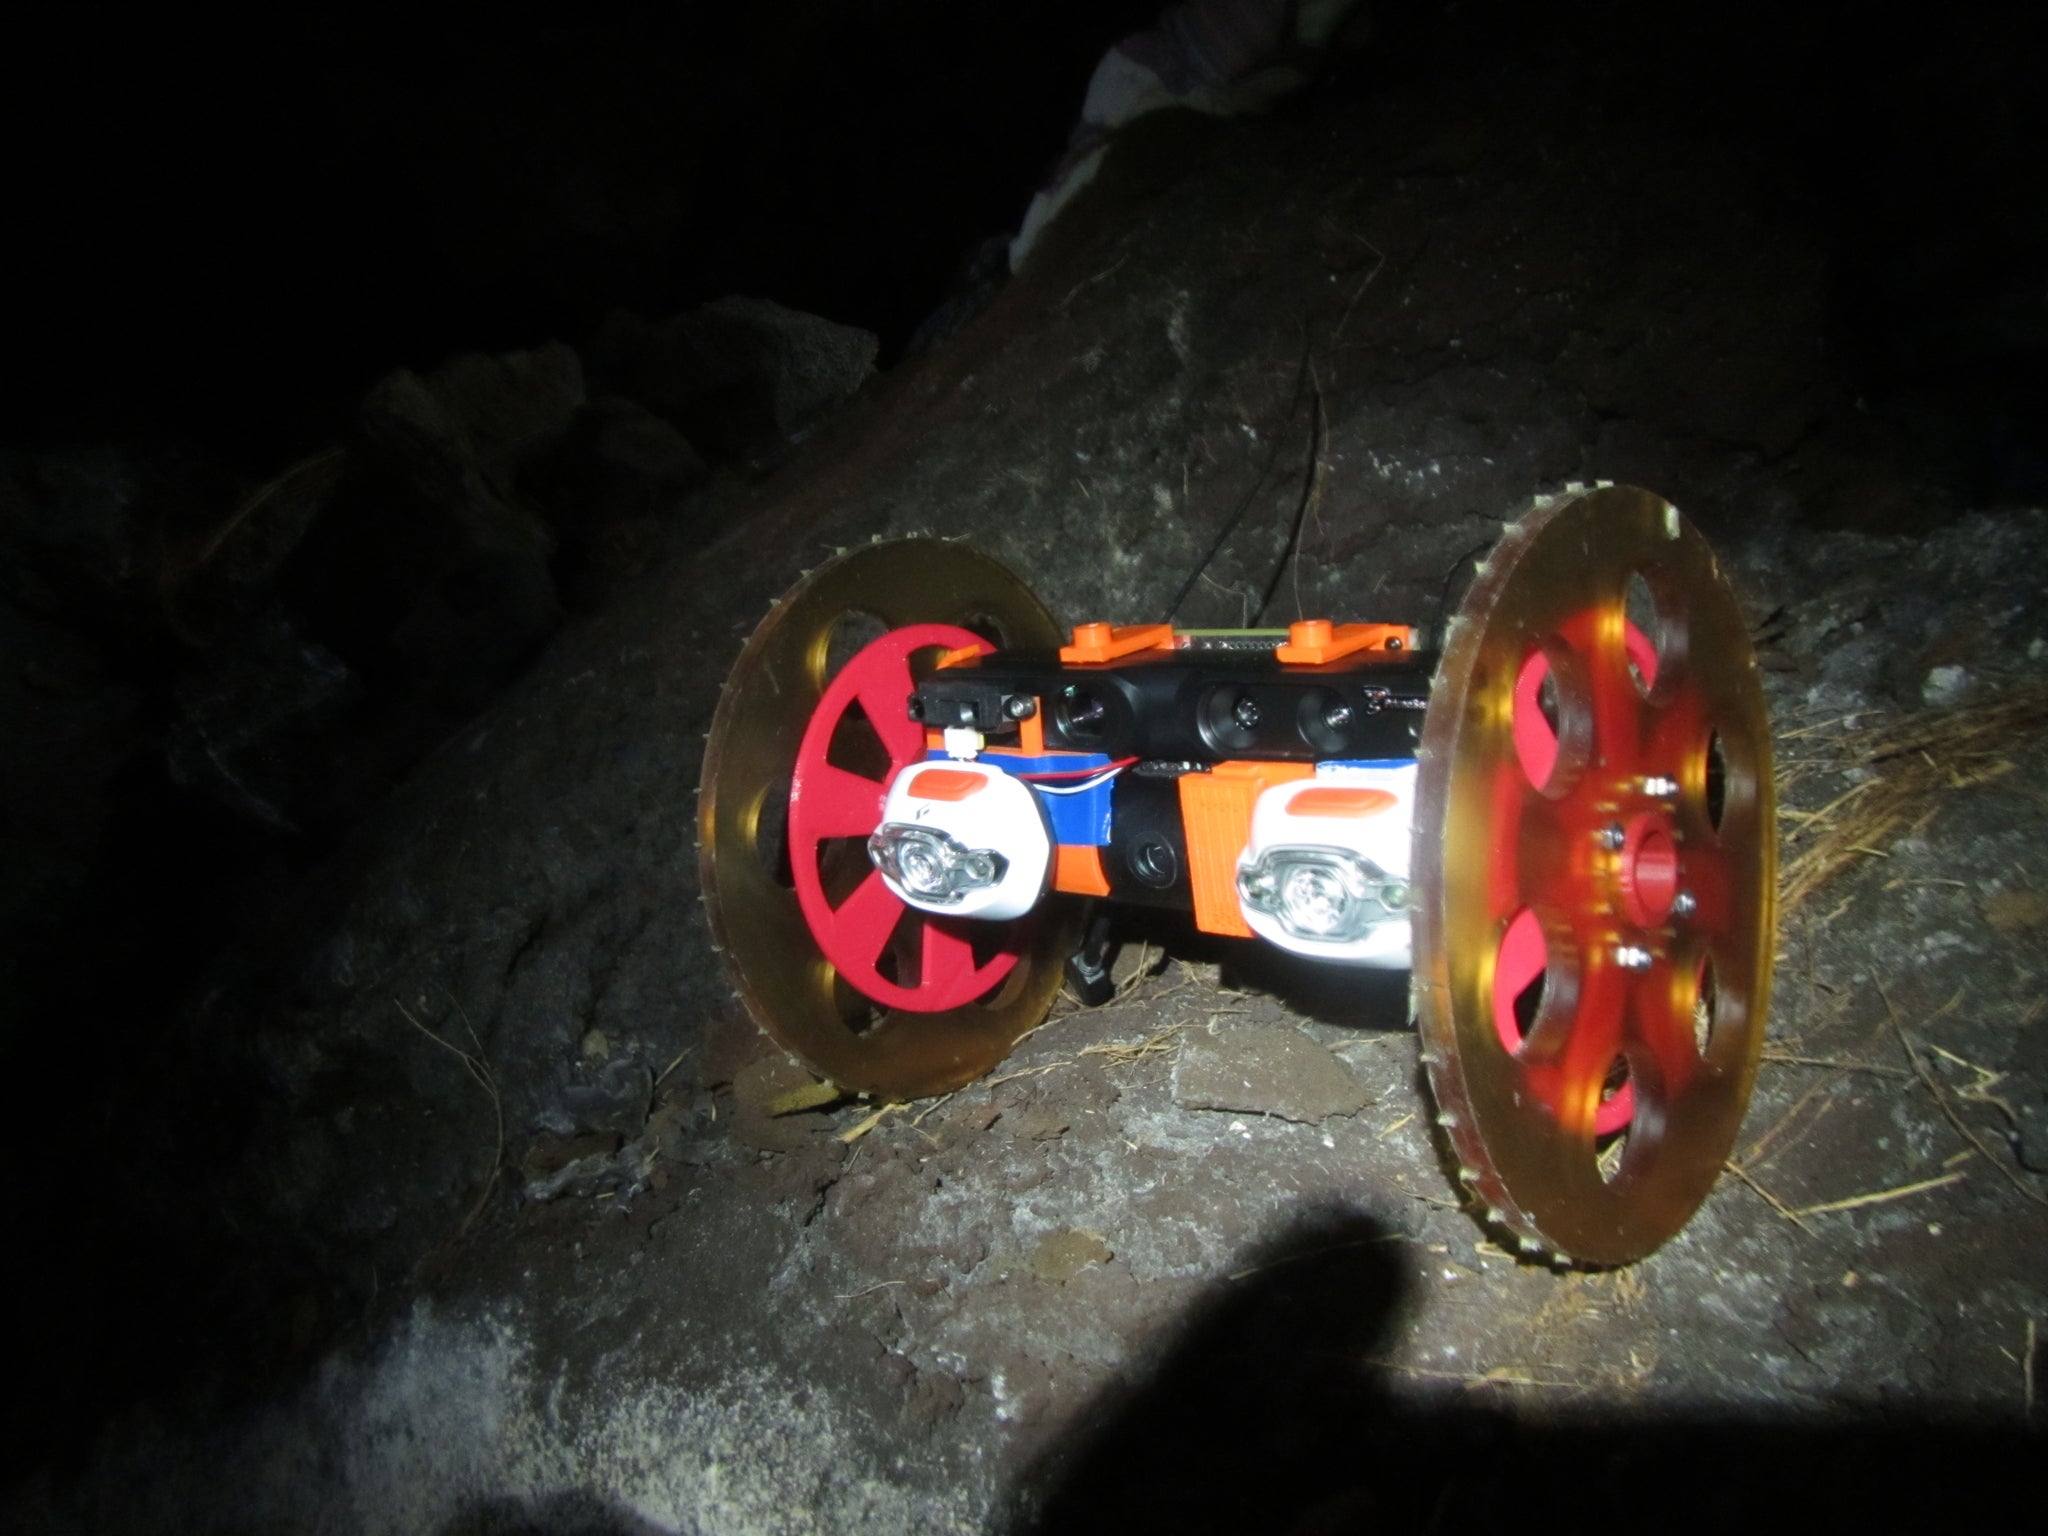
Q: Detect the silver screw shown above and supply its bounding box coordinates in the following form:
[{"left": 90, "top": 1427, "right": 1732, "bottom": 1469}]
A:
[
  {"left": 1599, "top": 824, "right": 1626, "bottom": 850},
  {"left": 1615, "top": 945, "right": 1653, "bottom": 971},
  {"left": 1672, "top": 891, "right": 1697, "bottom": 918},
  {"left": 1643, "top": 775, "right": 1679, "bottom": 796}
]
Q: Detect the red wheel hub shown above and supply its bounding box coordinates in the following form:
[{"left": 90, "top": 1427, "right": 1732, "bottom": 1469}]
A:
[
  {"left": 786, "top": 624, "right": 1025, "bottom": 1013},
  {"left": 1498, "top": 622, "right": 1670, "bottom": 1138}
]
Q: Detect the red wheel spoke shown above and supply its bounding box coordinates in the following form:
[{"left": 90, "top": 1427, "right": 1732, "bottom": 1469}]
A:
[
  {"left": 1584, "top": 626, "right": 1647, "bottom": 778},
  {"left": 831, "top": 870, "right": 906, "bottom": 970},
  {"left": 853, "top": 656, "right": 926, "bottom": 767},
  {"left": 1679, "top": 841, "right": 1733, "bottom": 931},
  {"left": 1556, "top": 961, "right": 1629, "bottom": 1134},
  {"left": 1511, "top": 789, "right": 1578, "bottom": 913},
  {"left": 1626, "top": 957, "right": 1694, "bottom": 1092},
  {"left": 920, "top": 920, "right": 978, "bottom": 995},
  {"left": 795, "top": 762, "right": 891, "bottom": 841}
]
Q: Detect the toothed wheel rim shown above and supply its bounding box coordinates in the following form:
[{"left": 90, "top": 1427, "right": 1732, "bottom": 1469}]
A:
[
  {"left": 1413, "top": 487, "right": 1775, "bottom": 1265},
  {"left": 697, "top": 541, "right": 1080, "bottom": 1101}
]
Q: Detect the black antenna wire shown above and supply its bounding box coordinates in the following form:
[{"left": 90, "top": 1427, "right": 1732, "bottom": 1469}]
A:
[{"left": 1161, "top": 339, "right": 1314, "bottom": 624}]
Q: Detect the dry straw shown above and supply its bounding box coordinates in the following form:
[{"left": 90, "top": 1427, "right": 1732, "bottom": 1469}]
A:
[{"left": 1777, "top": 680, "right": 2048, "bottom": 914}]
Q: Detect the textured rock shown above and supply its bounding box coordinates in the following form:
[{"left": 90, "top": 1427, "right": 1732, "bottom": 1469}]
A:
[
  {"left": 421, "top": 342, "right": 587, "bottom": 481},
  {"left": 1172, "top": 1024, "right": 1370, "bottom": 1123},
  {"left": 595, "top": 296, "right": 878, "bottom": 459},
  {"left": 1031, "top": 1229, "right": 1113, "bottom": 1284}
]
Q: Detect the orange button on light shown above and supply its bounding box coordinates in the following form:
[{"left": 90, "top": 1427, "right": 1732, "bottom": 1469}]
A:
[
  {"left": 1290, "top": 786, "right": 1398, "bottom": 818},
  {"left": 908, "top": 768, "right": 987, "bottom": 801}
]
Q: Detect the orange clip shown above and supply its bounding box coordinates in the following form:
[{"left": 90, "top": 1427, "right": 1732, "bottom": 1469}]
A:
[
  {"left": 1059, "top": 622, "right": 1177, "bottom": 665},
  {"left": 1274, "top": 620, "right": 1414, "bottom": 665}
]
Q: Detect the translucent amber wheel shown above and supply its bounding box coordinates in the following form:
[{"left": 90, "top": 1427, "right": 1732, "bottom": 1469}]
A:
[
  {"left": 698, "top": 541, "right": 1081, "bottom": 1101},
  {"left": 1413, "top": 487, "right": 1775, "bottom": 1264}
]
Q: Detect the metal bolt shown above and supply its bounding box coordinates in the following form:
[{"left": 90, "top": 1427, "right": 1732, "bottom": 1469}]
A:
[
  {"left": 1599, "top": 823, "right": 1626, "bottom": 851},
  {"left": 1004, "top": 695, "right": 1037, "bottom": 721},
  {"left": 1615, "top": 945, "right": 1653, "bottom": 971},
  {"left": 1322, "top": 703, "right": 1355, "bottom": 730},
  {"left": 1672, "top": 890, "right": 1697, "bottom": 918},
  {"left": 1643, "top": 775, "right": 1679, "bottom": 796},
  {"left": 1232, "top": 697, "right": 1262, "bottom": 730}
]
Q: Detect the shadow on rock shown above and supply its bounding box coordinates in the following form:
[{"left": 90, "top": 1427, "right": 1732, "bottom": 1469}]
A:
[
  {"left": 1013, "top": 1207, "right": 1414, "bottom": 1534},
  {"left": 1012, "top": 1208, "right": 2042, "bottom": 1535},
  {"left": 1219, "top": 943, "right": 1413, "bottom": 1032},
  {"left": 436, "top": 1491, "right": 671, "bottom": 1536}
]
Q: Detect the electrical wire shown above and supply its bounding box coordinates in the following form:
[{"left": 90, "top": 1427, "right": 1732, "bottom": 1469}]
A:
[
  {"left": 1162, "top": 337, "right": 1314, "bottom": 624},
  {"left": 1020, "top": 758, "right": 1138, "bottom": 793}
]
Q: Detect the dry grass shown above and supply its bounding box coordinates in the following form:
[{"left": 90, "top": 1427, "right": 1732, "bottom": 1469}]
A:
[
  {"left": 1879, "top": 986, "right": 2048, "bottom": 1209},
  {"left": 1366, "top": 1359, "right": 1586, "bottom": 1391},
  {"left": 395, "top": 993, "right": 504, "bottom": 1238},
  {"left": 1791, "top": 1169, "right": 1970, "bottom": 1217},
  {"left": 1080, "top": 1025, "right": 1182, "bottom": 1067},
  {"left": 1777, "top": 681, "right": 2048, "bottom": 914}
]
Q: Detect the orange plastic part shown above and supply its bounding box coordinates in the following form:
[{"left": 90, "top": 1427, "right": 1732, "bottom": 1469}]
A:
[
  {"left": 1060, "top": 622, "right": 1177, "bottom": 664},
  {"left": 1274, "top": 620, "right": 1414, "bottom": 665},
  {"left": 1289, "top": 786, "right": 1399, "bottom": 818},
  {"left": 1053, "top": 844, "right": 1113, "bottom": 897},
  {"left": 921, "top": 697, "right": 1043, "bottom": 755},
  {"left": 1177, "top": 761, "right": 1315, "bottom": 936},
  {"left": 907, "top": 767, "right": 987, "bottom": 801}
]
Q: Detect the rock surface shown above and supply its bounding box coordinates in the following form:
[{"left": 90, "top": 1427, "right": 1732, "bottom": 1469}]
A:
[{"left": 1172, "top": 1023, "right": 1371, "bottom": 1122}]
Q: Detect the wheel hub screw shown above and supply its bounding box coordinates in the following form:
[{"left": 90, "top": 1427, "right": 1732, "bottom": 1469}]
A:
[
  {"left": 1322, "top": 703, "right": 1355, "bottom": 729},
  {"left": 1233, "top": 697, "right": 1262, "bottom": 730},
  {"left": 1599, "top": 823, "right": 1626, "bottom": 850},
  {"left": 1672, "top": 890, "right": 1697, "bottom": 918},
  {"left": 1643, "top": 774, "right": 1679, "bottom": 796},
  {"left": 1615, "top": 944, "right": 1653, "bottom": 970}
]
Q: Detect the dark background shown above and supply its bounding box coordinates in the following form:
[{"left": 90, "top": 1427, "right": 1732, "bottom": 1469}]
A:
[
  {"left": 5, "top": 2, "right": 2042, "bottom": 482},
  {"left": 4, "top": 3, "right": 1158, "bottom": 453}
]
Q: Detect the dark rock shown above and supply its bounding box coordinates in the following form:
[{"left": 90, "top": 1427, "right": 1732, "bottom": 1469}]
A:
[
  {"left": 0, "top": 444, "right": 148, "bottom": 610},
  {"left": 422, "top": 343, "right": 586, "bottom": 484},
  {"left": 1004, "top": 1103, "right": 1071, "bottom": 1142},
  {"left": 522, "top": 1131, "right": 623, "bottom": 1184},
  {"left": 166, "top": 613, "right": 363, "bottom": 830},
  {"left": 283, "top": 357, "right": 564, "bottom": 713},
  {"left": 594, "top": 297, "right": 878, "bottom": 461},
  {"left": 1172, "top": 1025, "right": 1370, "bottom": 1124},
  {"left": 528, "top": 396, "right": 712, "bottom": 607},
  {"left": 551, "top": 1056, "right": 653, "bottom": 1142},
  {"left": 729, "top": 1051, "right": 831, "bottom": 1154}
]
